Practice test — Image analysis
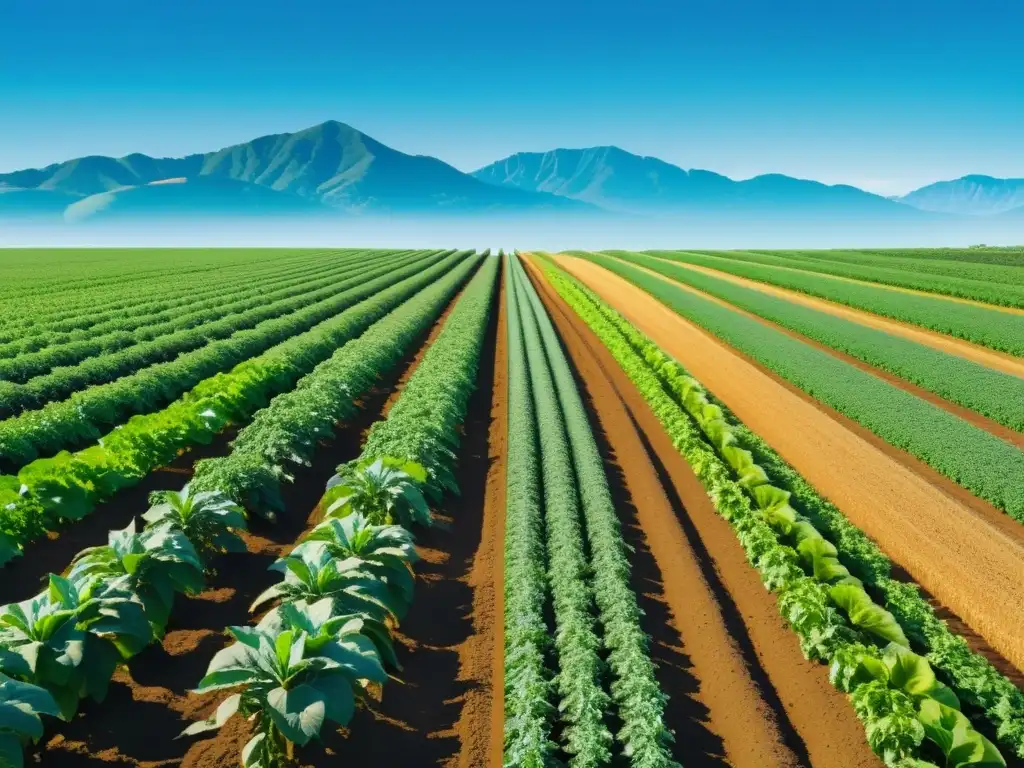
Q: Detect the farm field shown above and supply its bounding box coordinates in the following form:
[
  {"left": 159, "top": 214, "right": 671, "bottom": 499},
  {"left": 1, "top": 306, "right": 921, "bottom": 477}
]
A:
[{"left": 0, "top": 246, "right": 1022, "bottom": 768}]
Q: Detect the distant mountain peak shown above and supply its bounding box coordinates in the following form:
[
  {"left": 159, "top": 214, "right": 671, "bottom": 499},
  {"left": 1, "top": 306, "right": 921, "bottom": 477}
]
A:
[{"left": 898, "top": 175, "right": 1024, "bottom": 216}]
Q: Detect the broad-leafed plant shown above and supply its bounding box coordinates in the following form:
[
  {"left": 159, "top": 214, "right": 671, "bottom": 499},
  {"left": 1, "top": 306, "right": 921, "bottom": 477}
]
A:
[
  {"left": 0, "top": 674, "right": 60, "bottom": 768},
  {"left": 67, "top": 521, "right": 205, "bottom": 636},
  {"left": 250, "top": 542, "right": 406, "bottom": 624},
  {"left": 302, "top": 515, "right": 417, "bottom": 609},
  {"left": 0, "top": 575, "right": 150, "bottom": 719},
  {"left": 143, "top": 485, "right": 248, "bottom": 563},
  {"left": 321, "top": 457, "right": 431, "bottom": 528},
  {"left": 181, "top": 618, "right": 388, "bottom": 768}
]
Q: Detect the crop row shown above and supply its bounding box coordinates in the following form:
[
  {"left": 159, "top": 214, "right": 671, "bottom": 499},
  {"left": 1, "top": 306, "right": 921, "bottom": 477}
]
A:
[
  {"left": 682, "top": 248, "right": 1024, "bottom": 307},
  {"left": 579, "top": 251, "right": 1024, "bottom": 524},
  {"left": 0, "top": 249, "right": 340, "bottom": 340},
  {"left": 504, "top": 256, "right": 676, "bottom": 767},
  {"left": 0, "top": 249, "right": 368, "bottom": 355},
  {"left": 603, "top": 250, "right": 1024, "bottom": 355},
  {"left": 536, "top": 255, "right": 1011, "bottom": 767},
  {"left": 749, "top": 249, "right": 1024, "bottom": 289},
  {"left": 0, "top": 251, "right": 452, "bottom": 469},
  {"left": 0, "top": 251, "right": 472, "bottom": 567},
  {"left": 0, "top": 250, "right": 423, "bottom": 417},
  {"left": 604, "top": 251, "right": 1024, "bottom": 432},
  {"left": 181, "top": 254, "right": 499, "bottom": 766},
  {"left": 189, "top": 252, "right": 486, "bottom": 516},
  {"left": 857, "top": 247, "right": 1024, "bottom": 268}
]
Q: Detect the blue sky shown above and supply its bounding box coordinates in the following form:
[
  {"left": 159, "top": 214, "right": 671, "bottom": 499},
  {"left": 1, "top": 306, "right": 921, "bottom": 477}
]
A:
[{"left": 1, "top": 0, "right": 1022, "bottom": 195}]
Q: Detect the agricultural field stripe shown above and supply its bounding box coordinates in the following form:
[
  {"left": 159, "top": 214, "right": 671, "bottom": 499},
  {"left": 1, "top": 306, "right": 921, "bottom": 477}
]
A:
[
  {"left": 0, "top": 250, "right": 424, "bottom": 416},
  {"left": 604, "top": 250, "right": 1024, "bottom": 435},
  {"left": 516, "top": 256, "right": 678, "bottom": 765},
  {"left": 0, "top": 249, "right": 348, "bottom": 340},
  {"left": 536, "top": 255, "right": 1024, "bottom": 759},
  {"left": 0, "top": 251, "right": 473, "bottom": 565},
  {"left": 0, "top": 250, "right": 448, "bottom": 468},
  {"left": 574, "top": 251, "right": 1024, "bottom": 525},
  {"left": 501, "top": 254, "right": 559, "bottom": 766},
  {"left": 599, "top": 249, "right": 1024, "bottom": 355},
  {"left": 189, "top": 252, "right": 486, "bottom": 514},
  {"left": 679, "top": 247, "right": 1024, "bottom": 308},
  {"left": 0, "top": 248, "right": 388, "bottom": 360}
]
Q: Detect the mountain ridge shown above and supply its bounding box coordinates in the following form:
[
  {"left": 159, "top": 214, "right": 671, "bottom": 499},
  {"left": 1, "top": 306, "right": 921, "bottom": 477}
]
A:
[{"left": 897, "top": 175, "right": 1024, "bottom": 216}]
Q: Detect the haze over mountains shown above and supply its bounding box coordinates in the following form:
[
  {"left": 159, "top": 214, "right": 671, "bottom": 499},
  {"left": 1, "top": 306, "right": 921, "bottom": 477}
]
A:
[{"left": 2, "top": 119, "right": 1023, "bottom": 228}]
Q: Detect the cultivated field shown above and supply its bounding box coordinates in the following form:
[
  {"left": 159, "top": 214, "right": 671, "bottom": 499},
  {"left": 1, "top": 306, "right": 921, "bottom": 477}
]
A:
[{"left": 0, "top": 246, "right": 1022, "bottom": 768}]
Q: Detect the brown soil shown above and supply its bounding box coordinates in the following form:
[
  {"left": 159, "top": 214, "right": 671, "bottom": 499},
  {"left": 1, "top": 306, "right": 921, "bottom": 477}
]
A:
[
  {"left": 652, "top": 256, "right": 1024, "bottom": 379},
  {"left": 337, "top": 264, "right": 506, "bottom": 767},
  {"left": 639, "top": 258, "right": 1024, "bottom": 448},
  {"left": 557, "top": 254, "right": 1024, "bottom": 674},
  {"left": 32, "top": 287, "right": 478, "bottom": 767},
  {"left": 524, "top": 257, "right": 881, "bottom": 768}
]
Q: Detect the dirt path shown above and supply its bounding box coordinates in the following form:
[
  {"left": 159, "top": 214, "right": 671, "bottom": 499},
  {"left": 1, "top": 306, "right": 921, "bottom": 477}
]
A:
[
  {"left": 556, "top": 255, "right": 1024, "bottom": 674},
  {"left": 525, "top": 257, "right": 881, "bottom": 768},
  {"left": 338, "top": 268, "right": 505, "bottom": 767},
  {"left": 676, "top": 250, "right": 1024, "bottom": 318},
  {"left": 33, "top": 290, "right": 475, "bottom": 767},
  {"left": 648, "top": 255, "right": 1024, "bottom": 380},
  {"left": 628, "top": 257, "right": 1024, "bottom": 449}
]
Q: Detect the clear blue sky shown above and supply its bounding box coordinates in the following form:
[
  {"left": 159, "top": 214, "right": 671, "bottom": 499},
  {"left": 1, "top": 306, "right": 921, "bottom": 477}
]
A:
[{"left": 2, "top": 0, "right": 1022, "bottom": 195}]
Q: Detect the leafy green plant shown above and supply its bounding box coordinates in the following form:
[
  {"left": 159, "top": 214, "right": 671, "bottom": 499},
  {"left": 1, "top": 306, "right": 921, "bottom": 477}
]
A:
[
  {"left": 322, "top": 458, "right": 431, "bottom": 528},
  {"left": 66, "top": 521, "right": 205, "bottom": 636},
  {"left": 0, "top": 674, "right": 60, "bottom": 768},
  {"left": 143, "top": 485, "right": 248, "bottom": 562},
  {"left": 183, "top": 623, "right": 387, "bottom": 767}
]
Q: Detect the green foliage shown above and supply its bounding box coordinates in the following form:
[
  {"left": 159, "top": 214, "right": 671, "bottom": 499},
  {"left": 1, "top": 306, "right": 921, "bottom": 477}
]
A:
[
  {"left": 0, "top": 675, "right": 60, "bottom": 767},
  {"left": 322, "top": 458, "right": 432, "bottom": 528},
  {"left": 142, "top": 485, "right": 248, "bottom": 562}
]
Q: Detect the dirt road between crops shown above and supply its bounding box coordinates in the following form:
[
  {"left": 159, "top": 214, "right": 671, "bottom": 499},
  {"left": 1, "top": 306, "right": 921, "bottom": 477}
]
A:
[
  {"left": 556, "top": 255, "right": 1024, "bottom": 674},
  {"left": 525, "top": 257, "right": 881, "bottom": 768},
  {"left": 648, "top": 254, "right": 1024, "bottom": 380},
  {"left": 630, "top": 257, "right": 1024, "bottom": 449}
]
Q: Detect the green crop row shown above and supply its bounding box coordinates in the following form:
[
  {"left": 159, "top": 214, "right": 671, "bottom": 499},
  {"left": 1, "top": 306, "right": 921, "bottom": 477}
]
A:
[
  {"left": 536, "top": 256, "right": 1009, "bottom": 767},
  {"left": 599, "top": 249, "right": 1024, "bottom": 355},
  {"left": 605, "top": 251, "right": 1024, "bottom": 432},
  {"left": 678, "top": 248, "right": 1024, "bottom": 307},
  {"left": 189, "top": 253, "right": 485, "bottom": 516},
  {"left": 0, "top": 251, "right": 423, "bottom": 416},
  {"left": 856, "top": 247, "right": 1024, "bottom": 268},
  {"left": 512, "top": 257, "right": 678, "bottom": 766},
  {"left": 0, "top": 251, "right": 472, "bottom": 568},
  {"left": 0, "top": 249, "right": 341, "bottom": 340},
  {"left": 181, "top": 254, "right": 499, "bottom": 767},
  {"left": 0, "top": 249, "right": 371, "bottom": 356},
  {"left": 0, "top": 251, "right": 452, "bottom": 468},
  {"left": 579, "top": 252, "right": 1024, "bottom": 524}
]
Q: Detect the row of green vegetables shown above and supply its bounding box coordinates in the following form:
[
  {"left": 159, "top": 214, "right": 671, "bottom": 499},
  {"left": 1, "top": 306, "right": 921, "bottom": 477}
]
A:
[
  {"left": 576, "top": 252, "right": 1024, "bottom": 526},
  {"left": 0, "top": 250, "right": 425, "bottom": 418},
  {"left": 504, "top": 256, "right": 677, "bottom": 767},
  {"left": 686, "top": 249, "right": 1024, "bottom": 306},
  {"left": 0, "top": 250, "right": 443, "bottom": 467},
  {"left": 743, "top": 250, "right": 1024, "bottom": 290},
  {"left": 0, "top": 251, "right": 473, "bottom": 568},
  {"left": 0, "top": 249, "right": 340, "bottom": 342},
  {"left": 609, "top": 249, "right": 1024, "bottom": 356},
  {"left": 606, "top": 250, "right": 1024, "bottom": 432},
  {"left": 535, "top": 255, "right": 1015, "bottom": 767},
  {"left": 0, "top": 249, "right": 372, "bottom": 361},
  {"left": 181, "top": 253, "right": 500, "bottom": 766},
  {"left": 0, "top": 252, "right": 497, "bottom": 767}
]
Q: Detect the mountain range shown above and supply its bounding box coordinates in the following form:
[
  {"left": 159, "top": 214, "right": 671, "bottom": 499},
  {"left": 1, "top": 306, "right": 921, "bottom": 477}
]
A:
[{"left": 1, "top": 120, "right": 1022, "bottom": 223}]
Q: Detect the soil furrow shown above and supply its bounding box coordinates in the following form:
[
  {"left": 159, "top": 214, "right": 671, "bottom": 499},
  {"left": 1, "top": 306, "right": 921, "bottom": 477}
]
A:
[
  {"left": 525, "top": 257, "right": 881, "bottom": 768},
  {"left": 557, "top": 254, "right": 1024, "bottom": 674}
]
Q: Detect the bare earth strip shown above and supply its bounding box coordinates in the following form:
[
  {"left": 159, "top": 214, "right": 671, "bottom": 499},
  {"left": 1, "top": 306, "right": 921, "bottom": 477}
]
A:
[
  {"left": 557, "top": 254, "right": 1024, "bottom": 673},
  {"left": 526, "top": 257, "right": 879, "bottom": 768},
  {"left": 627, "top": 258, "right": 1024, "bottom": 449},
  {"left": 650, "top": 255, "right": 1024, "bottom": 379},
  {"left": 679, "top": 250, "right": 1024, "bottom": 318}
]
